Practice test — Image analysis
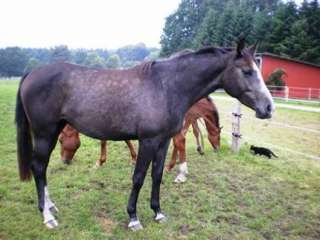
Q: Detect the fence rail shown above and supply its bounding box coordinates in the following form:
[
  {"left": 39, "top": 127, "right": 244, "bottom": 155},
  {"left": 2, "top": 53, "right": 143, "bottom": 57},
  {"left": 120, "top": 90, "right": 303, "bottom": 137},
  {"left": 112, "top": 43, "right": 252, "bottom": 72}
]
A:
[{"left": 267, "top": 85, "right": 320, "bottom": 101}]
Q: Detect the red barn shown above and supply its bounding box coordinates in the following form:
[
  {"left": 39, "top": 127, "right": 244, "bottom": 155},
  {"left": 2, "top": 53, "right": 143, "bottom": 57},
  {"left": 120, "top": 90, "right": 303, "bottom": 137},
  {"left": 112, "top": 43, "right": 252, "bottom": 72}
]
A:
[{"left": 256, "top": 53, "right": 320, "bottom": 100}]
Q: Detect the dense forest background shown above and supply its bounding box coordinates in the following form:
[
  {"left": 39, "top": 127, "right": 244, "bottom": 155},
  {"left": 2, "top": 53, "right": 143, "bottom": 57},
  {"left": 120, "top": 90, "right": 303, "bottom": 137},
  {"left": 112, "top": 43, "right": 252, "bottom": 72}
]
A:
[
  {"left": 160, "top": 0, "right": 320, "bottom": 64},
  {"left": 0, "top": 0, "right": 319, "bottom": 77},
  {"left": 0, "top": 43, "right": 159, "bottom": 77}
]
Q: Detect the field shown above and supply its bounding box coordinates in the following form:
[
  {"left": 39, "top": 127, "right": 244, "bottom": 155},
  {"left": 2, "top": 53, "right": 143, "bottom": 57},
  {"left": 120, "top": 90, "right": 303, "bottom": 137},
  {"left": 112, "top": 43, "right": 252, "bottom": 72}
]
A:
[{"left": 0, "top": 79, "right": 320, "bottom": 240}]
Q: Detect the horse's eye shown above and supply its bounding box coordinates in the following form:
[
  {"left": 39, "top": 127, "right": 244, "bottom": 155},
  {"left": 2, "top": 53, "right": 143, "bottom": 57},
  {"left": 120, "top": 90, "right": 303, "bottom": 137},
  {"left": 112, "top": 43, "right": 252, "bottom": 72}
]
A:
[{"left": 242, "top": 69, "right": 253, "bottom": 76}]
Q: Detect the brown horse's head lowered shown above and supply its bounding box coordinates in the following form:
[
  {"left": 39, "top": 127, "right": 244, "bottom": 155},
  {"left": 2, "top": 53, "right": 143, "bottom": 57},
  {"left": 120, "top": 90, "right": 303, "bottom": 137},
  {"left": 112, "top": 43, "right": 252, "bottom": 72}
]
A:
[{"left": 58, "top": 124, "right": 80, "bottom": 164}]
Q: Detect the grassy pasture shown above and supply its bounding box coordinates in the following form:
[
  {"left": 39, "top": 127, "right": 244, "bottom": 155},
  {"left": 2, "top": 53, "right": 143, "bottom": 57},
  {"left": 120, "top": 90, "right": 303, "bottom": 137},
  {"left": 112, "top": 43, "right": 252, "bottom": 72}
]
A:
[{"left": 0, "top": 79, "right": 319, "bottom": 240}]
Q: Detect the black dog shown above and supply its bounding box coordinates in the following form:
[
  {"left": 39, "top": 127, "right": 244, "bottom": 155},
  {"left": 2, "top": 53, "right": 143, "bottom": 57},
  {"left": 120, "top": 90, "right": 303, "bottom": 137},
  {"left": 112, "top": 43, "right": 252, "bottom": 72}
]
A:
[{"left": 250, "top": 145, "right": 278, "bottom": 159}]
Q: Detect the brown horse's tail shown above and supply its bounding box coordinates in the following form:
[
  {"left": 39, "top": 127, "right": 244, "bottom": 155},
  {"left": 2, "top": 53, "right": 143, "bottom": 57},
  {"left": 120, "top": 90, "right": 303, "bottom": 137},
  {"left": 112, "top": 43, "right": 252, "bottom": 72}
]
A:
[{"left": 15, "top": 73, "right": 33, "bottom": 181}]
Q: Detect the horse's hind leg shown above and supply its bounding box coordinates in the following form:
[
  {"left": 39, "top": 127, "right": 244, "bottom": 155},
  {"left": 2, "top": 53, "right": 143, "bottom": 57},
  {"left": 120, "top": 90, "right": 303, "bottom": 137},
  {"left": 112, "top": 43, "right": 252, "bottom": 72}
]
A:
[
  {"left": 31, "top": 126, "right": 62, "bottom": 229},
  {"left": 95, "top": 140, "right": 107, "bottom": 167}
]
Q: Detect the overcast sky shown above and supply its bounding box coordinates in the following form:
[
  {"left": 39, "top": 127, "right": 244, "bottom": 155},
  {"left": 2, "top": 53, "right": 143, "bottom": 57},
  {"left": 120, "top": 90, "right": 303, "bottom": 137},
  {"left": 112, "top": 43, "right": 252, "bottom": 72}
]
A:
[
  {"left": 0, "top": 0, "right": 304, "bottom": 49},
  {"left": 0, "top": 0, "right": 180, "bottom": 49}
]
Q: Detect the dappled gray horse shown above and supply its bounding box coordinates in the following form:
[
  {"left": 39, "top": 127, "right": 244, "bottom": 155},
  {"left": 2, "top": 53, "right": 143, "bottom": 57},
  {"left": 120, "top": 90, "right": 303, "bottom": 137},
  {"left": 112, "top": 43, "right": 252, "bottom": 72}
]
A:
[{"left": 15, "top": 38, "right": 274, "bottom": 230}]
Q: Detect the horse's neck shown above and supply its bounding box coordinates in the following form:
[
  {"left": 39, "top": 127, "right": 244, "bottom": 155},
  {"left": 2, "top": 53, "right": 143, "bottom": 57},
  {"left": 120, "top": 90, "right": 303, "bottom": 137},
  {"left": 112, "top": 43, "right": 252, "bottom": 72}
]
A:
[{"left": 164, "top": 53, "right": 227, "bottom": 114}]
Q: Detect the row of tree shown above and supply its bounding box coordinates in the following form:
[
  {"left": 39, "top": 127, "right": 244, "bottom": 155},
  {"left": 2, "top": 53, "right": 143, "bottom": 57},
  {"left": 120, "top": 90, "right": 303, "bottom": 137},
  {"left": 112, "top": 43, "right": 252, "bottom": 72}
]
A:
[
  {"left": 0, "top": 43, "right": 159, "bottom": 77},
  {"left": 160, "top": 0, "right": 320, "bottom": 65}
]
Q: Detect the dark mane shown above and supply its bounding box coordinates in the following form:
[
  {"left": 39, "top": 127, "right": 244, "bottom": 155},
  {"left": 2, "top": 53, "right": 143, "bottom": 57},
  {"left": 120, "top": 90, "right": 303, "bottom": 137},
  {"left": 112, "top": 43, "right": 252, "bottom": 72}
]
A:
[
  {"left": 136, "top": 60, "right": 156, "bottom": 77},
  {"left": 195, "top": 46, "right": 234, "bottom": 55}
]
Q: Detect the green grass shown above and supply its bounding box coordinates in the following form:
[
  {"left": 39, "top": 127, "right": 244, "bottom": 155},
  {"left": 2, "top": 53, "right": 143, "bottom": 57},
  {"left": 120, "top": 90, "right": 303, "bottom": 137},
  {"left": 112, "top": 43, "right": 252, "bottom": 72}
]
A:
[{"left": 1, "top": 80, "right": 320, "bottom": 240}]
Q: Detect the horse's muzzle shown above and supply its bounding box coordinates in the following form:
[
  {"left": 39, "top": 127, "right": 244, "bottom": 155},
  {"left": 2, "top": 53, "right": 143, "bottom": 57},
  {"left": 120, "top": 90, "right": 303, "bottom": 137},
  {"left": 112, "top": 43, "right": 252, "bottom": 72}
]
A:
[{"left": 255, "top": 103, "right": 274, "bottom": 119}]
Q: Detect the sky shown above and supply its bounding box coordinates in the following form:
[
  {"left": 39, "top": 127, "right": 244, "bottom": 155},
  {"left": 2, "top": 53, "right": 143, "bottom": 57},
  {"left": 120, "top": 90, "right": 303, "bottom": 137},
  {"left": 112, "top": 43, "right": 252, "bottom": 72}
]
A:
[
  {"left": 0, "top": 0, "right": 305, "bottom": 49},
  {"left": 0, "top": 0, "right": 181, "bottom": 49}
]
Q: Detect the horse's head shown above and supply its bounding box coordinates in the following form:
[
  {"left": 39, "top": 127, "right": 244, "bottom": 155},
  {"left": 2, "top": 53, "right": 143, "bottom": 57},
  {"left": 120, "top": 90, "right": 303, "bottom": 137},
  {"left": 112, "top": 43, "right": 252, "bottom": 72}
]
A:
[
  {"left": 211, "top": 126, "right": 222, "bottom": 151},
  {"left": 222, "top": 39, "right": 274, "bottom": 119},
  {"left": 58, "top": 125, "right": 81, "bottom": 164}
]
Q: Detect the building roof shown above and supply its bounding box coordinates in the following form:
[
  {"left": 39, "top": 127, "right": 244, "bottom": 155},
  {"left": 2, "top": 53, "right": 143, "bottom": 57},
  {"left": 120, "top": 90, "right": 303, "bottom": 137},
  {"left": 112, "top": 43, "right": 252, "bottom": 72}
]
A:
[{"left": 257, "top": 52, "right": 320, "bottom": 68}]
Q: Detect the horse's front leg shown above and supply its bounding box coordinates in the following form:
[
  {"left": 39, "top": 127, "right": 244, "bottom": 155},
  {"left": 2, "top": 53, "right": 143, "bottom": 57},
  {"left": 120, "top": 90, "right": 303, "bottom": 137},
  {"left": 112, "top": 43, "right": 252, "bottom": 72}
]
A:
[
  {"left": 127, "top": 139, "right": 154, "bottom": 230},
  {"left": 192, "top": 121, "right": 204, "bottom": 155},
  {"left": 150, "top": 137, "right": 171, "bottom": 222}
]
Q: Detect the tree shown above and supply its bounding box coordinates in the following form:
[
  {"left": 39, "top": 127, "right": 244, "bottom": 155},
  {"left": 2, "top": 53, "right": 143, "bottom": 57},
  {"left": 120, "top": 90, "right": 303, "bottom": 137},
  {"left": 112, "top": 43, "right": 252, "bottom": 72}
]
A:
[
  {"left": 160, "top": 0, "right": 205, "bottom": 56},
  {"left": 117, "top": 43, "right": 150, "bottom": 62},
  {"left": 193, "top": 9, "right": 220, "bottom": 48},
  {"left": 72, "top": 49, "right": 88, "bottom": 65},
  {"left": 0, "top": 47, "right": 29, "bottom": 77},
  {"left": 24, "top": 58, "right": 41, "bottom": 73},
  {"left": 84, "top": 52, "right": 106, "bottom": 68},
  {"left": 106, "top": 54, "right": 120, "bottom": 68},
  {"left": 265, "top": 1, "right": 298, "bottom": 54},
  {"left": 50, "top": 45, "right": 71, "bottom": 63}
]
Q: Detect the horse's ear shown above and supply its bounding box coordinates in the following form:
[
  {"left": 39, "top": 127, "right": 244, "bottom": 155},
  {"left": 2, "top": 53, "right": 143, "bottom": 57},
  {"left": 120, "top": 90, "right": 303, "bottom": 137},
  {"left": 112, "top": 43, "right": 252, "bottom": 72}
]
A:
[
  {"left": 236, "top": 36, "right": 245, "bottom": 58},
  {"left": 249, "top": 41, "right": 259, "bottom": 56}
]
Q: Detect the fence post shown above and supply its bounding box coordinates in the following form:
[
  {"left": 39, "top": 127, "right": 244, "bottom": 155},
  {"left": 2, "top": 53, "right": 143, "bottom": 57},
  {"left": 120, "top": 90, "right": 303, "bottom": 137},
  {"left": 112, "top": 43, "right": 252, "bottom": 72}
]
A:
[
  {"left": 231, "top": 101, "right": 241, "bottom": 153},
  {"left": 308, "top": 88, "right": 312, "bottom": 100},
  {"left": 284, "top": 86, "right": 289, "bottom": 102}
]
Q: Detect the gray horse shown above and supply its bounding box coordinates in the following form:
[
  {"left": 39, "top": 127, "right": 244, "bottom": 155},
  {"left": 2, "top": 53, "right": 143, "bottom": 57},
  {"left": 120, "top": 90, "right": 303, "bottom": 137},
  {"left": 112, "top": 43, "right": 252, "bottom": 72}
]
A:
[{"left": 15, "top": 38, "right": 274, "bottom": 230}]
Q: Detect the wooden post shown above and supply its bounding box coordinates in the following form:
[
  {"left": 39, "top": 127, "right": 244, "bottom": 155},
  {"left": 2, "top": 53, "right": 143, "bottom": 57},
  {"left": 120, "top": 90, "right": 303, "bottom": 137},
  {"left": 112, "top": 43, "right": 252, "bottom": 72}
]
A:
[
  {"left": 284, "top": 86, "right": 289, "bottom": 102},
  {"left": 231, "top": 101, "right": 241, "bottom": 153},
  {"left": 308, "top": 88, "right": 312, "bottom": 100}
]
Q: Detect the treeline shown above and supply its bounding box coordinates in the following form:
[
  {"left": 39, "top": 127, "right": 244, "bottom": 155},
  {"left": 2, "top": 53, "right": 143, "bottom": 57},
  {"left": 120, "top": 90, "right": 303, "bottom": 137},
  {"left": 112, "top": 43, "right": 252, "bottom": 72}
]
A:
[
  {"left": 160, "top": 0, "right": 320, "bottom": 65},
  {"left": 0, "top": 43, "right": 159, "bottom": 77}
]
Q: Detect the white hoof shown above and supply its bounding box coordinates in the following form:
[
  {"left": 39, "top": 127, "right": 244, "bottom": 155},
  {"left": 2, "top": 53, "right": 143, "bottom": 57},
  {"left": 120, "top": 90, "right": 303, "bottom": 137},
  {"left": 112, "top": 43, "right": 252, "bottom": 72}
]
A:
[
  {"left": 174, "top": 173, "right": 187, "bottom": 183},
  {"left": 128, "top": 219, "right": 143, "bottom": 231},
  {"left": 155, "top": 212, "right": 167, "bottom": 223},
  {"left": 44, "top": 218, "right": 59, "bottom": 229},
  {"left": 178, "top": 162, "right": 188, "bottom": 174}
]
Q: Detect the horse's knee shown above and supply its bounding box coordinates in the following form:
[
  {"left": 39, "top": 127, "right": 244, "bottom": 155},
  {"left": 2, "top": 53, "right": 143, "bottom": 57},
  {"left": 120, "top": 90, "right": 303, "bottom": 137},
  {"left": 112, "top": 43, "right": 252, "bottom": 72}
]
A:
[{"left": 132, "top": 173, "right": 145, "bottom": 190}]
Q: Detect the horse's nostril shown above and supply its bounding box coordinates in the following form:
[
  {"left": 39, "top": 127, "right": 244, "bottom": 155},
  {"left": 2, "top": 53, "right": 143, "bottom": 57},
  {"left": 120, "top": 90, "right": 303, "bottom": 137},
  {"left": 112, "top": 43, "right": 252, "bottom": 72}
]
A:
[{"left": 267, "top": 104, "right": 272, "bottom": 112}]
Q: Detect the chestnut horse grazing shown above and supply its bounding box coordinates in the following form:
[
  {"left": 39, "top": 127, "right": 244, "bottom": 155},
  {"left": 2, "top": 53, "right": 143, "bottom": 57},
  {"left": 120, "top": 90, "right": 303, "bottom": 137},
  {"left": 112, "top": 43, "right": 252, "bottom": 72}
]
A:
[
  {"left": 15, "top": 39, "right": 274, "bottom": 230},
  {"left": 59, "top": 124, "right": 137, "bottom": 166},
  {"left": 166, "top": 97, "right": 221, "bottom": 183}
]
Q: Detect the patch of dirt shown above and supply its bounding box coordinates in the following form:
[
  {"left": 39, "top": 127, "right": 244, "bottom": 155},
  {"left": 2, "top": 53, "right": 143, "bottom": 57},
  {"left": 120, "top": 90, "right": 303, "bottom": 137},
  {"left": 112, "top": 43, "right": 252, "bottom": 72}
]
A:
[{"left": 97, "top": 213, "right": 116, "bottom": 235}]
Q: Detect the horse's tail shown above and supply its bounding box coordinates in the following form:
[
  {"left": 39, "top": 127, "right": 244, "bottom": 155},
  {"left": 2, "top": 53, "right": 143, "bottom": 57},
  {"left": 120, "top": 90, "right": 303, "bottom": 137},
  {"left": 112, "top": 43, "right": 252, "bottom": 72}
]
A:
[{"left": 15, "top": 73, "right": 33, "bottom": 181}]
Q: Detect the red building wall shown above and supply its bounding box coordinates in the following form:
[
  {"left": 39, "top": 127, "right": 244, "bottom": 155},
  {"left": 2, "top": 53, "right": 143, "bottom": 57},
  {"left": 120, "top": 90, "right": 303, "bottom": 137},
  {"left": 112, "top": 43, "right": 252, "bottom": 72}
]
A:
[{"left": 261, "top": 55, "right": 320, "bottom": 89}]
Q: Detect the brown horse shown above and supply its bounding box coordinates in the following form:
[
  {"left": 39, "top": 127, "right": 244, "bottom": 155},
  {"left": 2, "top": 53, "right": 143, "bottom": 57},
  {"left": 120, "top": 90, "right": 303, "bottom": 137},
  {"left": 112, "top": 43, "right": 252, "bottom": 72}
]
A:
[
  {"left": 16, "top": 39, "right": 274, "bottom": 230},
  {"left": 59, "top": 125, "right": 137, "bottom": 166},
  {"left": 166, "top": 97, "right": 221, "bottom": 183}
]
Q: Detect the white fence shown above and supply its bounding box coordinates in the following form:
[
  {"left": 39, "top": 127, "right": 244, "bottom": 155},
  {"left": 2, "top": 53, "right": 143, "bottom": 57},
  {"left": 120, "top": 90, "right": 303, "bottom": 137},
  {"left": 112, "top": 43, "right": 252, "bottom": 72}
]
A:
[{"left": 267, "top": 85, "right": 320, "bottom": 102}]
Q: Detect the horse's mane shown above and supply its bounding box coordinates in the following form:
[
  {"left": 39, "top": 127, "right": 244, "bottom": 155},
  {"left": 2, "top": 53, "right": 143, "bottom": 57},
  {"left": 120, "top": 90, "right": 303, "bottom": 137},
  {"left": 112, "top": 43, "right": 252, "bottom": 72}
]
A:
[
  {"left": 135, "top": 60, "right": 156, "bottom": 77},
  {"left": 195, "top": 47, "right": 234, "bottom": 55},
  {"left": 135, "top": 46, "right": 234, "bottom": 78}
]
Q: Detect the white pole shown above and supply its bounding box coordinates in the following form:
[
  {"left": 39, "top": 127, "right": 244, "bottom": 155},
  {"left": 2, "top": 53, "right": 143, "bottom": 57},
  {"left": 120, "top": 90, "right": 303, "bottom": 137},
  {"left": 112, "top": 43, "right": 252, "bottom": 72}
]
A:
[
  {"left": 308, "top": 88, "right": 312, "bottom": 100},
  {"left": 231, "top": 101, "right": 241, "bottom": 153},
  {"left": 284, "top": 86, "right": 289, "bottom": 102}
]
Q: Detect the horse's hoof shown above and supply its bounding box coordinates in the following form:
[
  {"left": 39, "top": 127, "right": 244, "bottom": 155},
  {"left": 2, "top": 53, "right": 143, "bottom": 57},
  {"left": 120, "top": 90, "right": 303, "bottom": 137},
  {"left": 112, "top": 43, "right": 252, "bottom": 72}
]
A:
[
  {"left": 165, "top": 165, "right": 172, "bottom": 172},
  {"left": 128, "top": 219, "right": 143, "bottom": 231},
  {"left": 93, "top": 162, "right": 102, "bottom": 169},
  {"left": 154, "top": 212, "right": 167, "bottom": 223},
  {"left": 44, "top": 219, "right": 59, "bottom": 229},
  {"left": 174, "top": 173, "right": 187, "bottom": 183},
  {"left": 62, "top": 159, "right": 72, "bottom": 165}
]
